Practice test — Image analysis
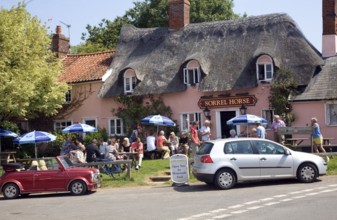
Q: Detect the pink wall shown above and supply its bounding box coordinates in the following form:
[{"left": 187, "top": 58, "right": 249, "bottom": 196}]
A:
[
  {"left": 161, "top": 83, "right": 274, "bottom": 140},
  {"left": 64, "top": 81, "right": 121, "bottom": 132},
  {"left": 291, "top": 101, "right": 337, "bottom": 146}
]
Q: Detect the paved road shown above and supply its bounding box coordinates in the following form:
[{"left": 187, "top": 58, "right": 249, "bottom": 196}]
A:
[{"left": 1, "top": 176, "right": 337, "bottom": 220}]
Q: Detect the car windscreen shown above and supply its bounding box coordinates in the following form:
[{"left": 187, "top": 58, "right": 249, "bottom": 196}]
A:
[
  {"left": 196, "top": 142, "right": 213, "bottom": 155},
  {"left": 59, "top": 157, "right": 74, "bottom": 168}
]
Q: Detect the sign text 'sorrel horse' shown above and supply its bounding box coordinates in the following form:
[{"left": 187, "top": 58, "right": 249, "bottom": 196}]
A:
[{"left": 198, "top": 95, "right": 257, "bottom": 109}]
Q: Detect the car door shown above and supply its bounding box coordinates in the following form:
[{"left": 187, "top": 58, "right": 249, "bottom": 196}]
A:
[
  {"left": 253, "top": 140, "right": 294, "bottom": 178},
  {"left": 33, "top": 168, "right": 68, "bottom": 191},
  {"left": 225, "top": 140, "right": 260, "bottom": 180}
]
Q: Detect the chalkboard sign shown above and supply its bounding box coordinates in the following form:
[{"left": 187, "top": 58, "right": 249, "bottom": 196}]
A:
[{"left": 170, "top": 154, "right": 189, "bottom": 184}]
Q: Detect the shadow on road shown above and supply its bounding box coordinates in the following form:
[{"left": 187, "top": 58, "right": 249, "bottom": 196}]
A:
[
  {"left": 172, "top": 178, "right": 323, "bottom": 192},
  {"left": 0, "top": 191, "right": 97, "bottom": 201}
]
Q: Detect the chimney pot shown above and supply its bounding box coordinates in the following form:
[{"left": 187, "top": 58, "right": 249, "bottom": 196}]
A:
[{"left": 56, "top": 26, "right": 62, "bottom": 35}]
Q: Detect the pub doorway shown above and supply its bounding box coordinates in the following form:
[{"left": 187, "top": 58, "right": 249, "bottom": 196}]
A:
[{"left": 220, "top": 111, "right": 236, "bottom": 138}]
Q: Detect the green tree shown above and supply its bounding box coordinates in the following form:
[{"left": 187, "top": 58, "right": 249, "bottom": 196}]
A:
[
  {"left": 269, "top": 70, "right": 297, "bottom": 125},
  {"left": 79, "top": 0, "right": 240, "bottom": 52},
  {"left": 113, "top": 95, "right": 173, "bottom": 136},
  {"left": 0, "top": 4, "right": 68, "bottom": 123}
]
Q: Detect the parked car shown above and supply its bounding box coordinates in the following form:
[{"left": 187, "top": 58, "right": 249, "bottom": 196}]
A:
[
  {"left": 0, "top": 156, "right": 101, "bottom": 199},
  {"left": 192, "top": 138, "right": 327, "bottom": 190}
]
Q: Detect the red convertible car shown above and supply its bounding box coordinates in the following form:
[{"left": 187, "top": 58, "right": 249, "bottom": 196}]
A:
[{"left": 0, "top": 156, "right": 101, "bottom": 199}]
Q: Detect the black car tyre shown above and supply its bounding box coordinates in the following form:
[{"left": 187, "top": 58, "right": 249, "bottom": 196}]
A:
[
  {"left": 69, "top": 180, "right": 87, "bottom": 195},
  {"left": 214, "top": 168, "right": 236, "bottom": 190},
  {"left": 3, "top": 183, "right": 20, "bottom": 199},
  {"left": 297, "top": 163, "right": 318, "bottom": 183}
]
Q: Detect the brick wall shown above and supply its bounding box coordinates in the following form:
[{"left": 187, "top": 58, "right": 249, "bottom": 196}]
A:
[
  {"left": 168, "top": 0, "right": 190, "bottom": 29},
  {"left": 51, "top": 26, "right": 70, "bottom": 58},
  {"left": 322, "top": 0, "right": 337, "bottom": 35}
]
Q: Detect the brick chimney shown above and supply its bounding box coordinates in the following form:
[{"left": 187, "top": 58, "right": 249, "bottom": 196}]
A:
[
  {"left": 322, "top": 0, "right": 337, "bottom": 57},
  {"left": 168, "top": 0, "right": 190, "bottom": 29},
  {"left": 51, "top": 26, "right": 70, "bottom": 58}
]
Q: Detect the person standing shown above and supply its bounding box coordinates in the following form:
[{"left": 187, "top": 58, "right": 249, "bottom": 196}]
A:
[
  {"left": 255, "top": 122, "right": 266, "bottom": 139},
  {"left": 199, "top": 120, "right": 211, "bottom": 141},
  {"left": 130, "top": 137, "right": 144, "bottom": 170},
  {"left": 271, "top": 115, "right": 286, "bottom": 144},
  {"left": 311, "top": 117, "right": 327, "bottom": 154},
  {"left": 146, "top": 130, "right": 157, "bottom": 159},
  {"left": 190, "top": 121, "right": 201, "bottom": 156},
  {"left": 98, "top": 138, "right": 108, "bottom": 159},
  {"left": 60, "top": 136, "right": 74, "bottom": 156}
]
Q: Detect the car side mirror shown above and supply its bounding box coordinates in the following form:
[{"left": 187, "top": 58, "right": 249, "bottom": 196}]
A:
[
  {"left": 284, "top": 149, "right": 291, "bottom": 155},
  {"left": 59, "top": 166, "right": 65, "bottom": 171}
]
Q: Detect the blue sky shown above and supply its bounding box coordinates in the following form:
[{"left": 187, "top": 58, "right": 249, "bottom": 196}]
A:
[{"left": 1, "top": 0, "right": 322, "bottom": 51}]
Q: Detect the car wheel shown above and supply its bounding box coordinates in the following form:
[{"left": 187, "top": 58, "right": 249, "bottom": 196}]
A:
[
  {"left": 214, "top": 169, "right": 236, "bottom": 190},
  {"left": 69, "top": 180, "right": 87, "bottom": 195},
  {"left": 297, "top": 163, "right": 318, "bottom": 183},
  {"left": 3, "top": 183, "right": 20, "bottom": 199}
]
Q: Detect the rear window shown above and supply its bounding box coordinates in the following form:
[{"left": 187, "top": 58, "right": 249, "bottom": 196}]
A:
[{"left": 196, "top": 142, "right": 214, "bottom": 155}]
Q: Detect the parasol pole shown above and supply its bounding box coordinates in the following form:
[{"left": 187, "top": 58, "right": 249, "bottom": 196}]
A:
[{"left": 35, "top": 143, "right": 37, "bottom": 159}]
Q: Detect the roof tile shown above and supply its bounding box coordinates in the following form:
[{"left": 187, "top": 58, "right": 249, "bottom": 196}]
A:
[{"left": 60, "top": 51, "right": 114, "bottom": 83}]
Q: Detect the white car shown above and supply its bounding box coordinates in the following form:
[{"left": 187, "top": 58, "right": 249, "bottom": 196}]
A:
[{"left": 192, "top": 138, "right": 327, "bottom": 190}]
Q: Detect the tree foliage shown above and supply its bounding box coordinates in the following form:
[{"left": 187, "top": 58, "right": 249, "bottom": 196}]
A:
[
  {"left": 113, "top": 95, "right": 173, "bottom": 136},
  {"left": 269, "top": 69, "right": 297, "bottom": 125},
  {"left": 0, "top": 4, "right": 68, "bottom": 122},
  {"left": 79, "top": 0, "right": 240, "bottom": 52}
]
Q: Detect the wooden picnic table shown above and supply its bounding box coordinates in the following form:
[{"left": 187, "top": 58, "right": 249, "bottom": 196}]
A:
[
  {"left": 323, "top": 137, "right": 335, "bottom": 146},
  {"left": 286, "top": 138, "right": 309, "bottom": 146},
  {"left": 0, "top": 151, "right": 17, "bottom": 164}
]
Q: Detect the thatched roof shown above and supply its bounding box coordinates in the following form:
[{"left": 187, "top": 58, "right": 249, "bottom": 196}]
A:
[
  {"left": 290, "top": 56, "right": 337, "bottom": 101},
  {"left": 99, "top": 13, "right": 323, "bottom": 98}
]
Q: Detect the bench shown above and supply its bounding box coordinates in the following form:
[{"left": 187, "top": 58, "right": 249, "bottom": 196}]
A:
[
  {"left": 75, "top": 160, "right": 132, "bottom": 179},
  {"left": 0, "top": 151, "right": 17, "bottom": 164}
]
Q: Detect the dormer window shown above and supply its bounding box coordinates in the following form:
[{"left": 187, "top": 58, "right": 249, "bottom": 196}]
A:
[
  {"left": 123, "top": 69, "right": 137, "bottom": 94},
  {"left": 256, "top": 55, "right": 274, "bottom": 82},
  {"left": 183, "top": 60, "right": 201, "bottom": 85}
]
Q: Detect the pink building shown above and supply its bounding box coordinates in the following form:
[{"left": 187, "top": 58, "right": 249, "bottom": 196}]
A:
[{"left": 55, "top": 0, "right": 337, "bottom": 145}]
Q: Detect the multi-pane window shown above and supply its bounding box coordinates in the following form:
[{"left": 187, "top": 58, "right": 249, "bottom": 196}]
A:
[
  {"left": 84, "top": 119, "right": 97, "bottom": 128},
  {"left": 183, "top": 67, "right": 201, "bottom": 85},
  {"left": 256, "top": 55, "right": 273, "bottom": 81},
  {"left": 65, "top": 90, "right": 72, "bottom": 103},
  {"left": 54, "top": 120, "right": 72, "bottom": 131},
  {"left": 110, "top": 118, "right": 124, "bottom": 136},
  {"left": 326, "top": 103, "right": 337, "bottom": 125},
  {"left": 124, "top": 76, "right": 137, "bottom": 93},
  {"left": 181, "top": 112, "right": 202, "bottom": 131},
  {"left": 262, "top": 110, "right": 274, "bottom": 129},
  {"left": 124, "top": 69, "right": 137, "bottom": 94}
]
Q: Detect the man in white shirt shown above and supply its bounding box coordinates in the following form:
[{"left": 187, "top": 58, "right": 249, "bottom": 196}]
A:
[
  {"left": 146, "top": 131, "right": 156, "bottom": 152},
  {"left": 199, "top": 120, "right": 211, "bottom": 142}
]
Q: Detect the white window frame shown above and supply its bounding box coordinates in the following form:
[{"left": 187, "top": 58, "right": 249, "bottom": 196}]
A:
[
  {"left": 261, "top": 109, "right": 274, "bottom": 129},
  {"left": 256, "top": 55, "right": 274, "bottom": 82},
  {"left": 183, "top": 67, "right": 201, "bottom": 85},
  {"left": 124, "top": 73, "right": 137, "bottom": 94},
  {"left": 54, "top": 120, "right": 72, "bottom": 131},
  {"left": 326, "top": 102, "right": 337, "bottom": 126},
  {"left": 180, "top": 112, "right": 202, "bottom": 132},
  {"left": 65, "top": 90, "right": 72, "bottom": 104},
  {"left": 83, "top": 118, "right": 97, "bottom": 128},
  {"left": 109, "top": 118, "right": 125, "bottom": 136}
]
